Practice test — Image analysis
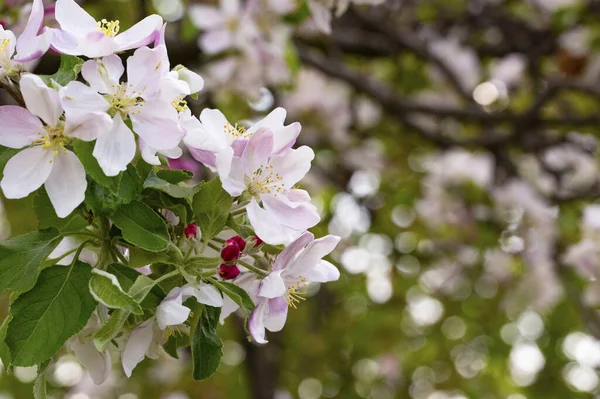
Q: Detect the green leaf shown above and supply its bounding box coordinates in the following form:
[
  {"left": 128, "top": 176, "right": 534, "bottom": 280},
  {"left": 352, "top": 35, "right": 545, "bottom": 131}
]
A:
[
  {"left": 0, "top": 317, "right": 10, "bottom": 366},
  {"left": 6, "top": 262, "right": 96, "bottom": 366},
  {"left": 187, "top": 256, "right": 221, "bottom": 271},
  {"left": 117, "top": 164, "right": 142, "bottom": 204},
  {"left": 39, "top": 55, "right": 84, "bottom": 87},
  {"left": 156, "top": 169, "right": 194, "bottom": 184},
  {"left": 33, "top": 188, "right": 89, "bottom": 233},
  {"left": 0, "top": 146, "right": 19, "bottom": 180},
  {"left": 89, "top": 269, "right": 143, "bottom": 315},
  {"left": 126, "top": 246, "right": 171, "bottom": 268},
  {"left": 0, "top": 229, "right": 61, "bottom": 295},
  {"left": 33, "top": 360, "right": 50, "bottom": 399},
  {"left": 106, "top": 264, "right": 165, "bottom": 309},
  {"left": 72, "top": 140, "right": 122, "bottom": 192},
  {"left": 226, "top": 214, "right": 254, "bottom": 238},
  {"left": 111, "top": 201, "right": 171, "bottom": 252},
  {"left": 210, "top": 279, "right": 255, "bottom": 317},
  {"left": 93, "top": 310, "right": 129, "bottom": 352},
  {"left": 192, "top": 179, "right": 233, "bottom": 243},
  {"left": 144, "top": 171, "right": 199, "bottom": 200},
  {"left": 191, "top": 305, "right": 222, "bottom": 380},
  {"left": 163, "top": 334, "right": 180, "bottom": 359}
]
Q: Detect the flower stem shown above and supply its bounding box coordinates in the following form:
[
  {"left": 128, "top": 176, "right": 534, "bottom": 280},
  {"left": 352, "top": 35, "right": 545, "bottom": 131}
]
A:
[{"left": 238, "top": 259, "right": 268, "bottom": 276}]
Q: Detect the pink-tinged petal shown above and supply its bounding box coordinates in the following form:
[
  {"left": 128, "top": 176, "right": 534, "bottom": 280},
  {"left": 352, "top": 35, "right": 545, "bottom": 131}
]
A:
[
  {"left": 246, "top": 108, "right": 301, "bottom": 153},
  {"left": 269, "top": 146, "right": 314, "bottom": 188},
  {"left": 258, "top": 271, "right": 286, "bottom": 299},
  {"left": 47, "top": 28, "right": 80, "bottom": 55},
  {"left": 264, "top": 297, "right": 288, "bottom": 332},
  {"left": 241, "top": 128, "right": 274, "bottom": 176},
  {"left": 20, "top": 74, "right": 62, "bottom": 127},
  {"left": 1, "top": 147, "right": 53, "bottom": 198},
  {"left": 262, "top": 192, "right": 320, "bottom": 232},
  {"left": 219, "top": 294, "right": 239, "bottom": 324},
  {"left": 61, "top": 81, "right": 110, "bottom": 113},
  {"left": 70, "top": 337, "right": 111, "bottom": 385},
  {"left": 127, "top": 45, "right": 169, "bottom": 98},
  {"left": 81, "top": 56, "right": 124, "bottom": 94},
  {"left": 307, "top": 0, "right": 332, "bottom": 34},
  {"left": 45, "top": 150, "right": 86, "bottom": 218},
  {"left": 182, "top": 283, "right": 224, "bottom": 307},
  {"left": 55, "top": 0, "right": 98, "bottom": 35},
  {"left": 114, "top": 14, "right": 163, "bottom": 52},
  {"left": 188, "top": 5, "right": 226, "bottom": 30},
  {"left": 248, "top": 299, "right": 269, "bottom": 344},
  {"left": 198, "top": 108, "right": 232, "bottom": 149},
  {"left": 131, "top": 101, "right": 184, "bottom": 150},
  {"left": 273, "top": 231, "right": 314, "bottom": 271},
  {"left": 93, "top": 113, "right": 136, "bottom": 176},
  {"left": 183, "top": 116, "right": 223, "bottom": 152},
  {"left": 79, "top": 31, "right": 119, "bottom": 58},
  {"left": 139, "top": 138, "right": 161, "bottom": 166},
  {"left": 221, "top": 156, "right": 246, "bottom": 196},
  {"left": 153, "top": 23, "right": 166, "bottom": 47},
  {"left": 0, "top": 106, "right": 42, "bottom": 148},
  {"left": 13, "top": 0, "right": 51, "bottom": 62},
  {"left": 246, "top": 198, "right": 286, "bottom": 245},
  {"left": 222, "top": 0, "right": 241, "bottom": 16},
  {"left": 199, "top": 29, "right": 233, "bottom": 55},
  {"left": 159, "top": 72, "right": 191, "bottom": 101},
  {"left": 121, "top": 320, "right": 154, "bottom": 378},
  {"left": 215, "top": 147, "right": 234, "bottom": 180},
  {"left": 285, "top": 235, "right": 341, "bottom": 281},
  {"left": 64, "top": 110, "right": 112, "bottom": 142},
  {"left": 188, "top": 148, "right": 217, "bottom": 169}
]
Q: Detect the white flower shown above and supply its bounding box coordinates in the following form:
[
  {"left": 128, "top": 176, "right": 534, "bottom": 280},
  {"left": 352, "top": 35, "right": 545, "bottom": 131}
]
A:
[{"left": 0, "top": 74, "right": 110, "bottom": 217}]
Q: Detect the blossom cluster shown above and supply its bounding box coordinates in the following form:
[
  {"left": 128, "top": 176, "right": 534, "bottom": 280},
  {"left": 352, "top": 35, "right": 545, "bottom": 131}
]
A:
[{"left": 0, "top": 0, "right": 340, "bottom": 390}]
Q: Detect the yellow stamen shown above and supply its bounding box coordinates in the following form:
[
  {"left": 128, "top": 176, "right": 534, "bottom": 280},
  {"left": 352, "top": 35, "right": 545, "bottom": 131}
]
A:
[
  {"left": 285, "top": 276, "right": 308, "bottom": 309},
  {"left": 107, "top": 83, "right": 145, "bottom": 115},
  {"left": 34, "top": 125, "right": 69, "bottom": 158},
  {"left": 97, "top": 19, "right": 120, "bottom": 37},
  {"left": 247, "top": 163, "right": 285, "bottom": 197},
  {"left": 0, "top": 39, "right": 10, "bottom": 54},
  {"left": 223, "top": 123, "right": 251, "bottom": 139},
  {"left": 172, "top": 97, "right": 188, "bottom": 112}
]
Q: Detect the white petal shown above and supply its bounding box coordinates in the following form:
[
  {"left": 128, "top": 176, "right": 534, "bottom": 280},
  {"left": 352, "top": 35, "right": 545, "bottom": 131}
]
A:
[
  {"left": 183, "top": 283, "right": 224, "bottom": 307},
  {"left": 61, "top": 81, "right": 110, "bottom": 113},
  {"left": 20, "top": 74, "right": 62, "bottom": 127},
  {"left": 188, "top": 5, "right": 226, "bottom": 30},
  {"left": 198, "top": 108, "right": 231, "bottom": 149},
  {"left": 219, "top": 294, "right": 239, "bottom": 324},
  {"left": 64, "top": 111, "right": 112, "bottom": 142},
  {"left": 93, "top": 114, "right": 136, "bottom": 176},
  {"left": 121, "top": 320, "right": 155, "bottom": 378},
  {"left": 81, "top": 56, "right": 124, "bottom": 94},
  {"left": 70, "top": 336, "right": 111, "bottom": 385},
  {"left": 45, "top": 150, "right": 86, "bottom": 218},
  {"left": 241, "top": 129, "right": 274, "bottom": 176},
  {"left": 127, "top": 45, "right": 169, "bottom": 97},
  {"left": 303, "top": 260, "right": 340, "bottom": 283},
  {"left": 286, "top": 235, "right": 341, "bottom": 281},
  {"left": 221, "top": 156, "right": 246, "bottom": 196},
  {"left": 199, "top": 29, "right": 233, "bottom": 55},
  {"left": 215, "top": 147, "right": 234, "bottom": 180},
  {"left": 49, "top": 236, "right": 80, "bottom": 265},
  {"left": 156, "top": 295, "right": 190, "bottom": 330},
  {"left": 0, "top": 28, "right": 16, "bottom": 60},
  {"left": 258, "top": 271, "right": 287, "bottom": 299},
  {"left": 131, "top": 101, "right": 184, "bottom": 150},
  {"left": 175, "top": 66, "right": 204, "bottom": 93},
  {"left": 14, "top": 0, "right": 52, "bottom": 62},
  {"left": 264, "top": 297, "right": 288, "bottom": 332},
  {"left": 0, "top": 106, "right": 42, "bottom": 148},
  {"left": 269, "top": 146, "right": 314, "bottom": 188},
  {"left": 114, "top": 15, "right": 163, "bottom": 52},
  {"left": 248, "top": 299, "right": 268, "bottom": 344},
  {"left": 246, "top": 107, "right": 300, "bottom": 153},
  {"left": 246, "top": 198, "right": 286, "bottom": 245},
  {"left": 262, "top": 192, "right": 320, "bottom": 232},
  {"left": 1, "top": 147, "right": 53, "bottom": 199},
  {"left": 55, "top": 0, "right": 98, "bottom": 35},
  {"left": 139, "top": 138, "right": 161, "bottom": 166},
  {"left": 273, "top": 231, "right": 314, "bottom": 271}
]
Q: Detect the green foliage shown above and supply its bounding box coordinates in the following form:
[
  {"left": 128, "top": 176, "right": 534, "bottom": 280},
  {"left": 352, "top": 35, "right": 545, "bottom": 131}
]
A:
[
  {"left": 0, "top": 146, "right": 18, "bottom": 180},
  {"left": 39, "top": 55, "right": 84, "bottom": 87},
  {"left": 5, "top": 262, "right": 96, "bottom": 366},
  {"left": 93, "top": 310, "right": 129, "bottom": 352},
  {"left": 33, "top": 189, "right": 89, "bottom": 233},
  {"left": 191, "top": 305, "right": 223, "bottom": 380},
  {"left": 72, "top": 140, "right": 122, "bottom": 193},
  {"left": 111, "top": 201, "right": 171, "bottom": 252},
  {"left": 0, "top": 317, "right": 10, "bottom": 366},
  {"left": 126, "top": 246, "right": 171, "bottom": 268},
  {"left": 89, "top": 269, "right": 144, "bottom": 315},
  {"left": 0, "top": 229, "right": 61, "bottom": 295},
  {"left": 156, "top": 169, "right": 194, "bottom": 184},
  {"left": 33, "top": 361, "right": 49, "bottom": 399},
  {"left": 210, "top": 279, "right": 255, "bottom": 318},
  {"left": 106, "top": 263, "right": 165, "bottom": 308},
  {"left": 192, "top": 179, "right": 233, "bottom": 243},
  {"left": 143, "top": 170, "right": 199, "bottom": 200}
]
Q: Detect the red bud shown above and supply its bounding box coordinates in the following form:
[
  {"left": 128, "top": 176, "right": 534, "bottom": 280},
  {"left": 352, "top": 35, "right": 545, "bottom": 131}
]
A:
[
  {"left": 252, "top": 235, "right": 263, "bottom": 247},
  {"left": 184, "top": 223, "right": 198, "bottom": 238},
  {"left": 221, "top": 242, "right": 241, "bottom": 262},
  {"left": 227, "top": 235, "right": 247, "bottom": 252},
  {"left": 218, "top": 264, "right": 240, "bottom": 280}
]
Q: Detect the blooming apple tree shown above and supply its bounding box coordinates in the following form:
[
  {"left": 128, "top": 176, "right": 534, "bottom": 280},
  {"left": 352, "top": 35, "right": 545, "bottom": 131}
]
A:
[{"left": 0, "top": 0, "right": 340, "bottom": 395}]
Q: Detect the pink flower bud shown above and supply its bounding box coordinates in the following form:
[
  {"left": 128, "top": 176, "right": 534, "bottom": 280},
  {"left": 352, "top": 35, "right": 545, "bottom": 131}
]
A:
[
  {"left": 227, "top": 235, "right": 246, "bottom": 252},
  {"left": 0, "top": 21, "right": 6, "bottom": 29},
  {"left": 184, "top": 223, "right": 198, "bottom": 238},
  {"left": 218, "top": 264, "right": 240, "bottom": 280},
  {"left": 252, "top": 236, "right": 264, "bottom": 247},
  {"left": 221, "top": 242, "right": 241, "bottom": 262}
]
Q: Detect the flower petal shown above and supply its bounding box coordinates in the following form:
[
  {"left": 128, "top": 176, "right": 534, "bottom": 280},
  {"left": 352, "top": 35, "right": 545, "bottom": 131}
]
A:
[
  {"left": 262, "top": 192, "right": 320, "bottom": 232},
  {"left": 273, "top": 231, "right": 314, "bottom": 271},
  {"left": 121, "top": 320, "right": 155, "bottom": 378},
  {"left": 188, "top": 5, "right": 226, "bottom": 30},
  {"left": 268, "top": 145, "right": 314, "bottom": 188},
  {"left": 55, "top": 0, "right": 98, "bottom": 35},
  {"left": 264, "top": 297, "right": 288, "bottom": 332},
  {"left": 81, "top": 55, "right": 124, "bottom": 94},
  {"left": 156, "top": 288, "right": 190, "bottom": 330},
  {"left": 114, "top": 15, "right": 163, "bottom": 52},
  {"left": 14, "top": 0, "right": 52, "bottom": 62},
  {"left": 131, "top": 101, "right": 184, "bottom": 150},
  {"left": 61, "top": 81, "right": 110, "bottom": 113},
  {"left": 20, "top": 74, "right": 62, "bottom": 127},
  {"left": 241, "top": 128, "right": 274, "bottom": 176},
  {"left": 246, "top": 198, "right": 286, "bottom": 245},
  {"left": 127, "top": 45, "right": 169, "bottom": 98},
  {"left": 199, "top": 29, "right": 233, "bottom": 55},
  {"left": 0, "top": 106, "right": 42, "bottom": 148},
  {"left": 70, "top": 336, "right": 112, "bottom": 385},
  {"left": 198, "top": 108, "right": 232, "bottom": 149},
  {"left": 93, "top": 113, "right": 136, "bottom": 176},
  {"left": 258, "top": 270, "right": 287, "bottom": 299},
  {"left": 1, "top": 147, "right": 53, "bottom": 199},
  {"left": 285, "top": 235, "right": 341, "bottom": 281},
  {"left": 45, "top": 150, "right": 86, "bottom": 218},
  {"left": 248, "top": 299, "right": 269, "bottom": 344},
  {"left": 182, "top": 283, "right": 224, "bottom": 307},
  {"left": 64, "top": 110, "right": 112, "bottom": 142},
  {"left": 246, "top": 108, "right": 301, "bottom": 153}
]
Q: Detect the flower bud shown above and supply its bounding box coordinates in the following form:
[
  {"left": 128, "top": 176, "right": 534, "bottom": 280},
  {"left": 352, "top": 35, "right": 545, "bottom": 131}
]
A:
[
  {"left": 251, "top": 235, "right": 263, "bottom": 247},
  {"left": 218, "top": 264, "right": 240, "bottom": 280},
  {"left": 184, "top": 223, "right": 198, "bottom": 238},
  {"left": 227, "top": 235, "right": 246, "bottom": 252},
  {"left": 221, "top": 241, "right": 241, "bottom": 262},
  {"left": 0, "top": 21, "right": 6, "bottom": 29}
]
